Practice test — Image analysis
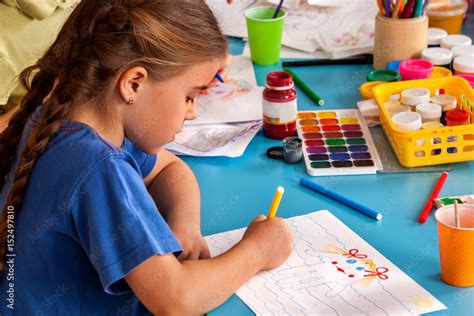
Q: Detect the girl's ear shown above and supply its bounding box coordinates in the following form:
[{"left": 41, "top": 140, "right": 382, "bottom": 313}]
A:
[{"left": 118, "top": 66, "right": 148, "bottom": 105}]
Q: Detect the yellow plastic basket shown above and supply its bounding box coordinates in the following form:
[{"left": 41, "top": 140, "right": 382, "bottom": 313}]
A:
[{"left": 373, "top": 77, "right": 474, "bottom": 167}]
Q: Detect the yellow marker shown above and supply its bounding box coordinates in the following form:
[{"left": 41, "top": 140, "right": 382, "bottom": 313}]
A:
[{"left": 267, "top": 186, "right": 284, "bottom": 219}]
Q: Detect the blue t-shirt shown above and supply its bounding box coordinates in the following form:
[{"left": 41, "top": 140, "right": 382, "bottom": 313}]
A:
[{"left": 0, "top": 111, "right": 182, "bottom": 315}]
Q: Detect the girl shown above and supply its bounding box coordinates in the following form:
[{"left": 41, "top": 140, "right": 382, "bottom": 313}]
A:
[{"left": 0, "top": 1, "right": 293, "bottom": 315}]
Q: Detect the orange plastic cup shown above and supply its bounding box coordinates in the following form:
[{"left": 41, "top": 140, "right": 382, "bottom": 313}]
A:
[{"left": 434, "top": 204, "right": 474, "bottom": 287}]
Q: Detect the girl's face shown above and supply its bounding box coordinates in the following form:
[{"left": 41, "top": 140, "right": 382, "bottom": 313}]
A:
[{"left": 122, "top": 60, "right": 220, "bottom": 154}]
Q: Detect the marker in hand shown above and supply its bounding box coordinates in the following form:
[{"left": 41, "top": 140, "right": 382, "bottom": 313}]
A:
[{"left": 268, "top": 186, "right": 284, "bottom": 219}]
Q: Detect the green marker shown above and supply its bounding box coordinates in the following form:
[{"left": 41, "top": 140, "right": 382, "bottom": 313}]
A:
[{"left": 283, "top": 67, "right": 324, "bottom": 106}]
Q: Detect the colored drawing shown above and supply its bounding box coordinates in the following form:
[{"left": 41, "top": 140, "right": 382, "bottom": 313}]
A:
[
  {"left": 205, "top": 210, "right": 446, "bottom": 315},
  {"left": 296, "top": 110, "right": 382, "bottom": 176}
]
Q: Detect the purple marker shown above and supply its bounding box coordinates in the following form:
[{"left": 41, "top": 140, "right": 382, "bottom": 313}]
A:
[{"left": 272, "top": 0, "right": 284, "bottom": 19}]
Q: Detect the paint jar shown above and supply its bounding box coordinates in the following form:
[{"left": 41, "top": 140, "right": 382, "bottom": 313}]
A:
[
  {"left": 359, "top": 81, "right": 384, "bottom": 100},
  {"left": 391, "top": 111, "right": 422, "bottom": 131},
  {"left": 422, "top": 121, "right": 444, "bottom": 129},
  {"left": 421, "top": 47, "right": 453, "bottom": 69},
  {"left": 455, "top": 74, "right": 474, "bottom": 88},
  {"left": 431, "top": 94, "right": 457, "bottom": 125},
  {"left": 416, "top": 103, "right": 442, "bottom": 123},
  {"left": 399, "top": 59, "right": 434, "bottom": 80},
  {"left": 434, "top": 204, "right": 474, "bottom": 287},
  {"left": 366, "top": 69, "right": 400, "bottom": 82},
  {"left": 445, "top": 109, "right": 469, "bottom": 126},
  {"left": 451, "top": 45, "right": 474, "bottom": 59},
  {"left": 282, "top": 136, "right": 303, "bottom": 163},
  {"left": 401, "top": 88, "right": 431, "bottom": 107},
  {"left": 453, "top": 55, "right": 474, "bottom": 75},
  {"left": 431, "top": 66, "right": 453, "bottom": 79},
  {"left": 262, "top": 71, "right": 297, "bottom": 139},
  {"left": 427, "top": 0, "right": 468, "bottom": 35},
  {"left": 373, "top": 14, "right": 428, "bottom": 69},
  {"left": 428, "top": 27, "right": 448, "bottom": 47},
  {"left": 440, "top": 34, "right": 472, "bottom": 49},
  {"left": 387, "top": 104, "right": 411, "bottom": 117},
  {"left": 386, "top": 60, "right": 401, "bottom": 72}
]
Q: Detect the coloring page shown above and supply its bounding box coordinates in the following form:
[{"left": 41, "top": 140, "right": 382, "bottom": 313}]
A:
[{"left": 205, "top": 210, "right": 447, "bottom": 315}]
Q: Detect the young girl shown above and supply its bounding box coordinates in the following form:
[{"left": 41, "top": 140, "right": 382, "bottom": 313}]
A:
[{"left": 0, "top": 1, "right": 293, "bottom": 314}]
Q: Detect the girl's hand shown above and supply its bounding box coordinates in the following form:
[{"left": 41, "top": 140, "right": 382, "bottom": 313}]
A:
[
  {"left": 172, "top": 224, "right": 211, "bottom": 261},
  {"left": 200, "top": 54, "right": 233, "bottom": 95},
  {"left": 242, "top": 215, "right": 293, "bottom": 271}
]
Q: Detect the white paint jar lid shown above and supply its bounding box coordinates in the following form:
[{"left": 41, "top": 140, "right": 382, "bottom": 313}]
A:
[
  {"left": 392, "top": 112, "right": 422, "bottom": 131},
  {"left": 387, "top": 104, "right": 411, "bottom": 117},
  {"left": 421, "top": 47, "right": 453, "bottom": 65},
  {"left": 416, "top": 102, "right": 442, "bottom": 119},
  {"left": 453, "top": 55, "right": 474, "bottom": 74},
  {"left": 440, "top": 34, "right": 472, "bottom": 49},
  {"left": 451, "top": 45, "right": 474, "bottom": 58},
  {"left": 428, "top": 27, "right": 447, "bottom": 46},
  {"left": 401, "top": 88, "right": 431, "bottom": 105},
  {"left": 430, "top": 94, "right": 457, "bottom": 111}
]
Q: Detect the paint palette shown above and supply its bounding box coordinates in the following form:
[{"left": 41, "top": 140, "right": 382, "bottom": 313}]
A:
[{"left": 296, "top": 110, "right": 382, "bottom": 176}]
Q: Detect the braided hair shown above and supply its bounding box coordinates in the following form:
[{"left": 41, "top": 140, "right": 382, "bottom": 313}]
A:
[{"left": 0, "top": 0, "right": 227, "bottom": 272}]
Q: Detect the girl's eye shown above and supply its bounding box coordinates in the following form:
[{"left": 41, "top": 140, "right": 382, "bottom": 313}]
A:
[{"left": 186, "top": 97, "right": 195, "bottom": 103}]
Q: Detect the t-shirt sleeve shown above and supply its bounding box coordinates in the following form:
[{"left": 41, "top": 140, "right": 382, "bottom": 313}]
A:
[
  {"left": 121, "top": 137, "right": 157, "bottom": 178},
  {"left": 69, "top": 156, "right": 182, "bottom": 295}
]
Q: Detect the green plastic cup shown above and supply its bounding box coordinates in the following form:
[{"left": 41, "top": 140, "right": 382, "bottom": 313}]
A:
[{"left": 245, "top": 7, "right": 286, "bottom": 66}]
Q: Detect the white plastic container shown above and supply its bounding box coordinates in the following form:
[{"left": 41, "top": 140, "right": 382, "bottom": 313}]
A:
[
  {"left": 453, "top": 55, "right": 474, "bottom": 75},
  {"left": 451, "top": 45, "right": 474, "bottom": 59},
  {"left": 416, "top": 102, "right": 442, "bottom": 123},
  {"left": 392, "top": 111, "right": 423, "bottom": 131},
  {"left": 421, "top": 47, "right": 453, "bottom": 67},
  {"left": 440, "top": 34, "right": 472, "bottom": 49},
  {"left": 401, "top": 88, "right": 431, "bottom": 106},
  {"left": 428, "top": 27, "right": 448, "bottom": 47}
]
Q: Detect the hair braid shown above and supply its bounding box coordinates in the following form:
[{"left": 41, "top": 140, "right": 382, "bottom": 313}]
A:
[{"left": 0, "top": 0, "right": 228, "bottom": 273}]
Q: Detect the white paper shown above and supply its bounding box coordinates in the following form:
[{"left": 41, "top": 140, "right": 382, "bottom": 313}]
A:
[
  {"left": 164, "top": 120, "right": 261, "bottom": 157},
  {"left": 242, "top": 42, "right": 329, "bottom": 59},
  {"left": 188, "top": 55, "right": 262, "bottom": 126},
  {"left": 207, "top": 0, "right": 378, "bottom": 57},
  {"left": 205, "top": 210, "right": 447, "bottom": 315}
]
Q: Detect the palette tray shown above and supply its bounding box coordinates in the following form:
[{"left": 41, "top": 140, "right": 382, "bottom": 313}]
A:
[{"left": 296, "top": 110, "right": 382, "bottom": 176}]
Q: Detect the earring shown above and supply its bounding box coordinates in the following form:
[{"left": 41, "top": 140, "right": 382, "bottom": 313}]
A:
[{"left": 127, "top": 97, "right": 134, "bottom": 105}]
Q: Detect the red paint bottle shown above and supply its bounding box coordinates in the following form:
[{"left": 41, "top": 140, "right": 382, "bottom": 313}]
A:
[{"left": 262, "top": 71, "right": 298, "bottom": 139}]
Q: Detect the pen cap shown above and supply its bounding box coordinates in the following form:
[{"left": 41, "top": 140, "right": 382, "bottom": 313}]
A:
[{"left": 373, "top": 14, "right": 428, "bottom": 69}]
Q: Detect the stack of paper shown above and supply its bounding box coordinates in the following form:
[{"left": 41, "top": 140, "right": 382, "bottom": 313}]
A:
[
  {"left": 165, "top": 56, "right": 263, "bottom": 157},
  {"left": 208, "top": 0, "right": 378, "bottom": 59}
]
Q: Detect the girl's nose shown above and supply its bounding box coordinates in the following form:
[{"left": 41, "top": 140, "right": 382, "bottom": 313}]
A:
[{"left": 185, "top": 102, "right": 197, "bottom": 121}]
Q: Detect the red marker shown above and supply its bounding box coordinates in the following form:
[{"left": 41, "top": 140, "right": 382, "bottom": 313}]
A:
[{"left": 418, "top": 172, "right": 448, "bottom": 223}]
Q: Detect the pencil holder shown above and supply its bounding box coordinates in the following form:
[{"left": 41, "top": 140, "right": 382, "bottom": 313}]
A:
[{"left": 373, "top": 14, "right": 429, "bottom": 70}]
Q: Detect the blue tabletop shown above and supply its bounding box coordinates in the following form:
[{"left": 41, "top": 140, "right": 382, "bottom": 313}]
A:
[{"left": 183, "top": 25, "right": 474, "bottom": 316}]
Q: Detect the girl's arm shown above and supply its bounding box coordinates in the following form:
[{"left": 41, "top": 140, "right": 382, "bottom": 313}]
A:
[
  {"left": 125, "top": 215, "right": 293, "bottom": 315},
  {"left": 144, "top": 149, "right": 207, "bottom": 259}
]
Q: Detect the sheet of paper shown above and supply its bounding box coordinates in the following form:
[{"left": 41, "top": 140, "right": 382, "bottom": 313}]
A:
[
  {"left": 207, "top": 0, "right": 378, "bottom": 56},
  {"left": 242, "top": 42, "right": 329, "bottom": 59},
  {"left": 165, "top": 121, "right": 262, "bottom": 157},
  {"left": 205, "top": 210, "right": 447, "bottom": 315},
  {"left": 188, "top": 55, "right": 262, "bottom": 126}
]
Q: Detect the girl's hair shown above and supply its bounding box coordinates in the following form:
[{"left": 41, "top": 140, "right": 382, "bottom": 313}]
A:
[{"left": 0, "top": 0, "right": 227, "bottom": 271}]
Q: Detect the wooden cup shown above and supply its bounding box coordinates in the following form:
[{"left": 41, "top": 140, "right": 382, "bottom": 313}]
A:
[{"left": 373, "top": 14, "right": 428, "bottom": 70}]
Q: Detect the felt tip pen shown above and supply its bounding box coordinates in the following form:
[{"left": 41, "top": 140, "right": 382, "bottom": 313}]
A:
[
  {"left": 215, "top": 72, "right": 224, "bottom": 83},
  {"left": 418, "top": 171, "right": 448, "bottom": 224},
  {"left": 300, "top": 177, "right": 382, "bottom": 221},
  {"left": 268, "top": 186, "right": 284, "bottom": 219}
]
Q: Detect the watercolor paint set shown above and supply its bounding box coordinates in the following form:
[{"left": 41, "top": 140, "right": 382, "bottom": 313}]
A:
[{"left": 296, "top": 109, "right": 382, "bottom": 176}]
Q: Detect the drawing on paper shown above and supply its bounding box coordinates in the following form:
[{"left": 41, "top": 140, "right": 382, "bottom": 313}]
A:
[{"left": 205, "top": 210, "right": 446, "bottom": 315}]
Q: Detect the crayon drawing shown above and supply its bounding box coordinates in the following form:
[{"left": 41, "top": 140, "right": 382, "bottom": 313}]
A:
[{"left": 205, "top": 210, "right": 446, "bottom": 315}]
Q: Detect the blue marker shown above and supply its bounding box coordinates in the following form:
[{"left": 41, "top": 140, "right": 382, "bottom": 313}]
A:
[
  {"left": 299, "top": 177, "right": 382, "bottom": 221},
  {"left": 215, "top": 72, "right": 224, "bottom": 83}
]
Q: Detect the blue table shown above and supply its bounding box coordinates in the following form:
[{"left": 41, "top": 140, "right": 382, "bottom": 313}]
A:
[{"left": 183, "top": 32, "right": 474, "bottom": 315}]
